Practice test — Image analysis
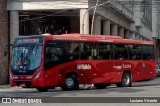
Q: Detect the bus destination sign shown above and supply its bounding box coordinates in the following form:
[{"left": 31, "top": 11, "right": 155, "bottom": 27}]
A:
[{"left": 15, "top": 38, "right": 43, "bottom": 44}]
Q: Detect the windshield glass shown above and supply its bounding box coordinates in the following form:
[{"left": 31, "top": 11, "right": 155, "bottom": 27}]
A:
[{"left": 11, "top": 45, "right": 42, "bottom": 74}]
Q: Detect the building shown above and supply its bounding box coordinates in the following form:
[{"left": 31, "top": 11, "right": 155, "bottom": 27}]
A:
[
  {"left": 7, "top": 0, "right": 135, "bottom": 43},
  {"left": 0, "top": 0, "right": 9, "bottom": 84},
  {"left": 7, "top": 0, "right": 155, "bottom": 42},
  {"left": 133, "top": 0, "right": 152, "bottom": 40},
  {"left": 152, "top": 0, "right": 160, "bottom": 63},
  {"left": 0, "top": 0, "right": 158, "bottom": 83}
]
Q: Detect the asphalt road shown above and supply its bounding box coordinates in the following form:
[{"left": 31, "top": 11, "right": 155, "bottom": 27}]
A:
[
  {"left": 0, "top": 77, "right": 160, "bottom": 106},
  {"left": 0, "top": 77, "right": 160, "bottom": 97}
]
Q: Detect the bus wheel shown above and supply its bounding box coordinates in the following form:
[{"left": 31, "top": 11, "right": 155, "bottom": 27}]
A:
[
  {"left": 116, "top": 73, "right": 132, "bottom": 87},
  {"left": 36, "top": 87, "right": 49, "bottom": 92},
  {"left": 94, "top": 83, "right": 108, "bottom": 89},
  {"left": 61, "top": 75, "right": 79, "bottom": 91}
]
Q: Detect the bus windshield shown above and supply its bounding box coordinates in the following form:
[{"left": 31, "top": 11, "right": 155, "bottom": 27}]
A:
[{"left": 11, "top": 44, "right": 42, "bottom": 75}]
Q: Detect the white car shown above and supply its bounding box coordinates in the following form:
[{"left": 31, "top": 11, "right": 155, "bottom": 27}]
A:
[{"left": 156, "top": 65, "right": 160, "bottom": 77}]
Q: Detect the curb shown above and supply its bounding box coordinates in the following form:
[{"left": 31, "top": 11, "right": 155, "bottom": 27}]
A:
[{"left": 0, "top": 85, "right": 10, "bottom": 89}]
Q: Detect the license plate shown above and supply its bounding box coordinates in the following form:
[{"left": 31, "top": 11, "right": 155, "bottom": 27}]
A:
[{"left": 20, "top": 83, "right": 25, "bottom": 87}]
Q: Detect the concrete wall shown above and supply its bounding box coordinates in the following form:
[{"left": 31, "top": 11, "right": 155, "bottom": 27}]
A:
[
  {"left": 0, "top": 0, "right": 9, "bottom": 84},
  {"left": 152, "top": 4, "right": 158, "bottom": 38},
  {"left": 96, "top": 6, "right": 131, "bottom": 31},
  {"left": 7, "top": 0, "right": 89, "bottom": 10},
  {"left": 134, "top": 0, "right": 152, "bottom": 40}
]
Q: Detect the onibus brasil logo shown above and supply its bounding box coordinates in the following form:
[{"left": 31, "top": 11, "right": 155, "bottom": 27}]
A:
[{"left": 1, "top": 98, "right": 42, "bottom": 104}]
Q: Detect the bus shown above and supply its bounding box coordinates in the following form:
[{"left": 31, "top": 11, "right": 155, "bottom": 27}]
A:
[{"left": 10, "top": 34, "right": 156, "bottom": 92}]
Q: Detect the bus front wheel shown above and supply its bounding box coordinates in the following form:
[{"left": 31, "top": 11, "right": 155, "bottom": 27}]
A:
[
  {"left": 116, "top": 73, "right": 132, "bottom": 87},
  {"left": 61, "top": 75, "right": 79, "bottom": 91}
]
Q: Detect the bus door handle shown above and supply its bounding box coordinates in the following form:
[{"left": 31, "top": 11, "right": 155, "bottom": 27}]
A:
[{"left": 143, "top": 63, "right": 146, "bottom": 68}]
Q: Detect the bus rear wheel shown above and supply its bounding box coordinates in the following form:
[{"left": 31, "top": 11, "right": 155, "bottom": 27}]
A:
[
  {"left": 61, "top": 75, "right": 79, "bottom": 91},
  {"left": 116, "top": 73, "right": 132, "bottom": 87},
  {"left": 94, "top": 83, "right": 108, "bottom": 89},
  {"left": 36, "top": 87, "right": 49, "bottom": 92}
]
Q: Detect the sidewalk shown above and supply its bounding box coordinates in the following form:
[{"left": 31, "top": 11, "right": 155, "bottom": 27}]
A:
[{"left": 0, "top": 84, "right": 10, "bottom": 89}]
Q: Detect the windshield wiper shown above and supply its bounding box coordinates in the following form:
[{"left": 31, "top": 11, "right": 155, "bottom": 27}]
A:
[
  {"left": 23, "top": 45, "right": 35, "bottom": 64},
  {"left": 18, "top": 45, "right": 35, "bottom": 65}
]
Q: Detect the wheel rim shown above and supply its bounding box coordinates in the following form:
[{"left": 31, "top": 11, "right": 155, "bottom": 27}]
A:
[
  {"left": 66, "top": 78, "right": 74, "bottom": 88},
  {"left": 123, "top": 74, "right": 130, "bottom": 85}
]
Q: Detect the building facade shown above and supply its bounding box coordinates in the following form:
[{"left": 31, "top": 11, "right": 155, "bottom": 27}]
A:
[
  {"left": 0, "top": 0, "right": 9, "bottom": 84},
  {"left": 152, "top": 0, "right": 160, "bottom": 63},
  {"left": 7, "top": 0, "right": 155, "bottom": 43}
]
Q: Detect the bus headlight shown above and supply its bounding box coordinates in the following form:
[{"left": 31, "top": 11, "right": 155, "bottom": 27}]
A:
[{"left": 34, "top": 71, "right": 42, "bottom": 80}]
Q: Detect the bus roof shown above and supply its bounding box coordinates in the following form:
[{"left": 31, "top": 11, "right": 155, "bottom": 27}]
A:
[
  {"left": 15, "top": 34, "right": 154, "bottom": 45},
  {"left": 45, "top": 34, "right": 154, "bottom": 45}
]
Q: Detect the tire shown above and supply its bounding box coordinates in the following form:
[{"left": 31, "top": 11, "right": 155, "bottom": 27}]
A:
[
  {"left": 94, "top": 83, "right": 108, "bottom": 89},
  {"left": 36, "top": 87, "right": 49, "bottom": 92},
  {"left": 116, "top": 73, "right": 132, "bottom": 87},
  {"left": 61, "top": 75, "right": 79, "bottom": 91}
]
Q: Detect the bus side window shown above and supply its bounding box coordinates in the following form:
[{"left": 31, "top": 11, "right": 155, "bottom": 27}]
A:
[
  {"left": 66, "top": 42, "right": 80, "bottom": 60},
  {"left": 114, "top": 44, "right": 128, "bottom": 60},
  {"left": 142, "top": 45, "right": 154, "bottom": 60},
  {"left": 91, "top": 44, "right": 97, "bottom": 59},
  {"left": 45, "top": 47, "right": 51, "bottom": 64},
  {"left": 80, "top": 42, "right": 97, "bottom": 60},
  {"left": 98, "top": 43, "right": 111, "bottom": 60},
  {"left": 128, "top": 45, "right": 142, "bottom": 60},
  {"left": 50, "top": 48, "right": 59, "bottom": 61}
]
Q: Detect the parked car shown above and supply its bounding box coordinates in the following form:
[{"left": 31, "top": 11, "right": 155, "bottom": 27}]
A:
[{"left": 156, "top": 65, "right": 160, "bottom": 77}]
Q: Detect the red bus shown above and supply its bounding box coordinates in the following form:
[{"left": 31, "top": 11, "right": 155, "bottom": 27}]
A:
[{"left": 10, "top": 34, "right": 156, "bottom": 92}]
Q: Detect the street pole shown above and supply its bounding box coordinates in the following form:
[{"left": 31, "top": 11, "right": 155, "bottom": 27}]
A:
[
  {"left": 91, "top": 0, "right": 99, "bottom": 35},
  {"left": 82, "top": 1, "right": 111, "bottom": 34}
]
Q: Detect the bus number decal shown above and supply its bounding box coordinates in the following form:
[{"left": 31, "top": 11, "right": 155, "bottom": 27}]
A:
[
  {"left": 122, "top": 64, "right": 131, "bottom": 69},
  {"left": 77, "top": 64, "right": 91, "bottom": 70},
  {"left": 113, "top": 64, "right": 131, "bottom": 70}
]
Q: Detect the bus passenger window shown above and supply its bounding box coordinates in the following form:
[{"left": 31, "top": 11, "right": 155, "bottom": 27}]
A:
[
  {"left": 114, "top": 44, "right": 128, "bottom": 60},
  {"left": 98, "top": 43, "right": 112, "bottom": 60},
  {"left": 128, "top": 45, "right": 142, "bottom": 60},
  {"left": 80, "top": 43, "right": 97, "bottom": 60},
  {"left": 44, "top": 46, "right": 64, "bottom": 69},
  {"left": 45, "top": 47, "right": 51, "bottom": 64},
  {"left": 50, "top": 48, "right": 58, "bottom": 61},
  {"left": 142, "top": 45, "right": 154, "bottom": 60},
  {"left": 66, "top": 42, "right": 79, "bottom": 60}
]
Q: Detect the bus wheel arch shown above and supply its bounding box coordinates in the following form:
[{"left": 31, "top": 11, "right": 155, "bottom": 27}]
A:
[
  {"left": 116, "top": 71, "right": 132, "bottom": 87},
  {"left": 61, "top": 72, "right": 79, "bottom": 90}
]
